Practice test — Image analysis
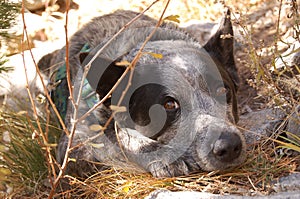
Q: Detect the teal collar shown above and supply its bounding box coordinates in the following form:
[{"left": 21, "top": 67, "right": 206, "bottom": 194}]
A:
[{"left": 51, "top": 44, "right": 99, "bottom": 120}]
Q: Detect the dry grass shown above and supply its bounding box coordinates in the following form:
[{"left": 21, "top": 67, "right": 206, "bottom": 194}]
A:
[
  {"left": 0, "top": 0, "right": 300, "bottom": 198},
  {"left": 0, "top": 110, "right": 299, "bottom": 198},
  {"left": 0, "top": 109, "right": 60, "bottom": 198},
  {"left": 56, "top": 141, "right": 298, "bottom": 198}
]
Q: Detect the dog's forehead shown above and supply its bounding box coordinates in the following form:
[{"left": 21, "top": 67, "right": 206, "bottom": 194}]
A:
[
  {"left": 169, "top": 51, "right": 216, "bottom": 79},
  {"left": 134, "top": 40, "right": 222, "bottom": 87}
]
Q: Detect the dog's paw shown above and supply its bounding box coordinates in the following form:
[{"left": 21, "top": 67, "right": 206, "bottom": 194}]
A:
[{"left": 147, "top": 159, "right": 190, "bottom": 178}]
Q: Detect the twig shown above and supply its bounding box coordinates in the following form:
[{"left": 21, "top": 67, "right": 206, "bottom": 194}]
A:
[
  {"left": 274, "top": 0, "right": 283, "bottom": 55},
  {"left": 18, "top": 7, "right": 70, "bottom": 138},
  {"left": 45, "top": 102, "right": 57, "bottom": 182},
  {"left": 64, "top": 0, "right": 75, "bottom": 106},
  {"left": 20, "top": 0, "right": 56, "bottom": 190},
  {"left": 72, "top": 0, "right": 171, "bottom": 152},
  {"left": 76, "top": 0, "right": 160, "bottom": 123},
  {"left": 20, "top": 19, "right": 69, "bottom": 133},
  {"left": 48, "top": 0, "right": 72, "bottom": 197},
  {"left": 49, "top": 1, "right": 161, "bottom": 197},
  {"left": 20, "top": 0, "right": 72, "bottom": 196},
  {"left": 105, "top": 0, "right": 172, "bottom": 160}
]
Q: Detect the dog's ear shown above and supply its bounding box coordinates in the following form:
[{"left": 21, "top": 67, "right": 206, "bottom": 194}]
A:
[
  {"left": 79, "top": 52, "right": 125, "bottom": 99},
  {"left": 38, "top": 49, "right": 59, "bottom": 76},
  {"left": 203, "top": 9, "right": 239, "bottom": 87}
]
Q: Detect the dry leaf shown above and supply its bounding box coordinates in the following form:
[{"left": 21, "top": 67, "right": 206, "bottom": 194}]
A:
[
  {"left": 89, "top": 124, "right": 104, "bottom": 131},
  {"left": 220, "top": 33, "right": 233, "bottom": 39},
  {"left": 163, "top": 15, "right": 180, "bottom": 23},
  {"left": 0, "top": 145, "right": 7, "bottom": 152},
  {"left": 122, "top": 181, "right": 133, "bottom": 193},
  {"left": 0, "top": 168, "right": 11, "bottom": 176},
  {"left": 146, "top": 52, "right": 163, "bottom": 59},
  {"left": 68, "top": 158, "right": 77, "bottom": 162},
  {"left": 115, "top": 60, "right": 131, "bottom": 67},
  {"left": 89, "top": 143, "right": 105, "bottom": 149},
  {"left": 16, "top": 111, "right": 27, "bottom": 115},
  {"left": 143, "top": 51, "right": 163, "bottom": 59}
]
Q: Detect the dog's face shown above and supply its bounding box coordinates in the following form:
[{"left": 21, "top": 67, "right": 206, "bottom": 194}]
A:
[
  {"left": 79, "top": 10, "right": 246, "bottom": 177},
  {"left": 117, "top": 41, "right": 244, "bottom": 176}
]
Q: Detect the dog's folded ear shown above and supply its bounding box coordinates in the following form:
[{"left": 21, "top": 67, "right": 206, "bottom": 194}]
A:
[
  {"left": 79, "top": 52, "right": 125, "bottom": 99},
  {"left": 38, "top": 49, "right": 60, "bottom": 76},
  {"left": 203, "top": 8, "right": 239, "bottom": 88}
]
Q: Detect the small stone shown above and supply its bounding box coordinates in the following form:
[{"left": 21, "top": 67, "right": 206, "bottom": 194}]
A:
[
  {"left": 286, "top": 106, "right": 300, "bottom": 141},
  {"left": 272, "top": 173, "right": 300, "bottom": 193},
  {"left": 2, "top": 131, "right": 11, "bottom": 143},
  {"left": 238, "top": 108, "right": 286, "bottom": 145},
  {"left": 23, "top": 0, "right": 56, "bottom": 11}
]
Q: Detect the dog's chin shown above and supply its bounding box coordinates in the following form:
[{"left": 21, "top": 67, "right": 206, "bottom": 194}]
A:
[{"left": 147, "top": 153, "right": 246, "bottom": 178}]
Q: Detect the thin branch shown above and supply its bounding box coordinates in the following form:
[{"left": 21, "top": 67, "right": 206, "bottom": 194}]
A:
[
  {"left": 20, "top": 0, "right": 56, "bottom": 190},
  {"left": 48, "top": 0, "right": 72, "bottom": 196},
  {"left": 64, "top": 0, "right": 75, "bottom": 106},
  {"left": 49, "top": 1, "right": 161, "bottom": 197},
  {"left": 45, "top": 103, "right": 57, "bottom": 182},
  {"left": 76, "top": 0, "right": 160, "bottom": 123},
  {"left": 71, "top": 0, "right": 171, "bottom": 156}
]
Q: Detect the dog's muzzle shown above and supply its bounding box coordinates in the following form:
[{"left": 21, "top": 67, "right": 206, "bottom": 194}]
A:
[{"left": 194, "top": 115, "right": 246, "bottom": 171}]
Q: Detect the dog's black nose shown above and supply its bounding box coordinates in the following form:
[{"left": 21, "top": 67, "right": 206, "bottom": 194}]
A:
[{"left": 212, "top": 131, "right": 242, "bottom": 162}]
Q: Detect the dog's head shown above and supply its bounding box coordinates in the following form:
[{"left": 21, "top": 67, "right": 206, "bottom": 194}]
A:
[{"left": 80, "top": 9, "right": 245, "bottom": 177}]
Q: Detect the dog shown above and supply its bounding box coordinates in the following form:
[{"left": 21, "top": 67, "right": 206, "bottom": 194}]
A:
[{"left": 38, "top": 9, "right": 246, "bottom": 177}]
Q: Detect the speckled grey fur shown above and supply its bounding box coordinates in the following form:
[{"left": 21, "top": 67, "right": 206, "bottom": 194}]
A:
[{"left": 38, "top": 10, "right": 246, "bottom": 177}]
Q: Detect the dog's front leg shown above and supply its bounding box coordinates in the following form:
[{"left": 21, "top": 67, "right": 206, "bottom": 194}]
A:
[{"left": 116, "top": 126, "right": 191, "bottom": 177}]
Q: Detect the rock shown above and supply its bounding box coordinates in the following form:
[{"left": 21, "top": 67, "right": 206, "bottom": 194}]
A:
[
  {"left": 274, "top": 40, "right": 300, "bottom": 71},
  {"left": 272, "top": 40, "right": 300, "bottom": 99},
  {"left": 286, "top": 106, "right": 300, "bottom": 141},
  {"left": 238, "top": 107, "right": 300, "bottom": 153},
  {"left": 23, "top": 0, "right": 56, "bottom": 11},
  {"left": 0, "top": 9, "right": 76, "bottom": 56},
  {"left": 19, "top": 0, "right": 78, "bottom": 12},
  {"left": 272, "top": 173, "right": 300, "bottom": 193},
  {"left": 238, "top": 108, "right": 286, "bottom": 145},
  {"left": 146, "top": 189, "right": 300, "bottom": 199}
]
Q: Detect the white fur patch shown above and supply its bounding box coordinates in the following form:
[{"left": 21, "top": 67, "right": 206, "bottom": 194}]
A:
[
  {"left": 117, "top": 126, "right": 155, "bottom": 152},
  {"left": 171, "top": 55, "right": 188, "bottom": 70}
]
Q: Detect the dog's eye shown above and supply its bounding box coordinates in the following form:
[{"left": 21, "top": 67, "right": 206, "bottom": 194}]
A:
[{"left": 163, "top": 98, "right": 180, "bottom": 111}]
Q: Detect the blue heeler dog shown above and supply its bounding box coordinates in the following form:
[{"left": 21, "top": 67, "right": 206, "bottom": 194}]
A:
[{"left": 38, "top": 9, "right": 246, "bottom": 177}]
